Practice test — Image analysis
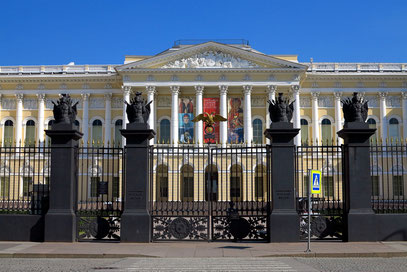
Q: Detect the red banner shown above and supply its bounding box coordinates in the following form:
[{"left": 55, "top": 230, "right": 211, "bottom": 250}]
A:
[{"left": 203, "top": 98, "right": 220, "bottom": 144}]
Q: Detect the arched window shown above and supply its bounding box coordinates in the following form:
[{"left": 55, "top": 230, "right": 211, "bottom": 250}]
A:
[
  {"left": 181, "top": 165, "right": 194, "bottom": 201},
  {"left": 3, "top": 120, "right": 14, "bottom": 147},
  {"left": 321, "top": 119, "right": 332, "bottom": 144},
  {"left": 92, "top": 119, "right": 103, "bottom": 146},
  {"left": 367, "top": 118, "right": 377, "bottom": 143},
  {"left": 25, "top": 120, "right": 36, "bottom": 147},
  {"left": 252, "top": 119, "right": 263, "bottom": 144},
  {"left": 159, "top": 119, "right": 170, "bottom": 144},
  {"left": 46, "top": 120, "right": 54, "bottom": 146},
  {"left": 230, "top": 164, "right": 242, "bottom": 201},
  {"left": 300, "top": 119, "right": 309, "bottom": 145},
  {"left": 205, "top": 165, "right": 218, "bottom": 201},
  {"left": 156, "top": 165, "right": 168, "bottom": 201},
  {"left": 74, "top": 120, "right": 80, "bottom": 129},
  {"left": 114, "top": 119, "right": 123, "bottom": 147},
  {"left": 388, "top": 118, "right": 400, "bottom": 140},
  {"left": 254, "top": 165, "right": 267, "bottom": 201}
]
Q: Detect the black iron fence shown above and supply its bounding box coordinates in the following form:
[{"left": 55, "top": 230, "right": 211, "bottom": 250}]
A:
[
  {"left": 295, "top": 143, "right": 344, "bottom": 240},
  {"left": 76, "top": 145, "right": 124, "bottom": 240},
  {"left": 0, "top": 143, "right": 50, "bottom": 215},
  {"left": 149, "top": 144, "right": 270, "bottom": 241},
  {"left": 370, "top": 140, "right": 407, "bottom": 213}
]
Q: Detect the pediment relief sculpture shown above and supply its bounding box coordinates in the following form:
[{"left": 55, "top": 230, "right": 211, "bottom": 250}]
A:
[{"left": 161, "top": 51, "right": 261, "bottom": 69}]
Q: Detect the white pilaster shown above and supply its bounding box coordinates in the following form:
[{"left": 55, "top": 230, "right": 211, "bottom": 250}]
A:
[
  {"left": 146, "top": 85, "right": 156, "bottom": 145},
  {"left": 0, "top": 94, "right": 2, "bottom": 124},
  {"left": 291, "top": 85, "right": 301, "bottom": 146},
  {"left": 243, "top": 85, "right": 253, "bottom": 146},
  {"left": 104, "top": 93, "right": 112, "bottom": 146},
  {"left": 266, "top": 85, "right": 276, "bottom": 144},
  {"left": 379, "top": 92, "right": 388, "bottom": 142},
  {"left": 122, "top": 86, "right": 131, "bottom": 146},
  {"left": 15, "top": 94, "right": 23, "bottom": 146},
  {"left": 219, "top": 85, "right": 228, "bottom": 147},
  {"left": 170, "top": 85, "right": 180, "bottom": 146},
  {"left": 334, "top": 91, "right": 343, "bottom": 144},
  {"left": 311, "top": 92, "right": 320, "bottom": 145},
  {"left": 402, "top": 91, "right": 407, "bottom": 140},
  {"left": 37, "top": 94, "right": 46, "bottom": 145},
  {"left": 81, "top": 93, "right": 90, "bottom": 147},
  {"left": 194, "top": 85, "right": 204, "bottom": 146}
]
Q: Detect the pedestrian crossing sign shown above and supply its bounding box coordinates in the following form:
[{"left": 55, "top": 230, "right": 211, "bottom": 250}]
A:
[{"left": 310, "top": 170, "right": 322, "bottom": 194}]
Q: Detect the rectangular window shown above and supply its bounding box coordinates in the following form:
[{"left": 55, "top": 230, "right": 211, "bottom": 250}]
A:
[
  {"left": 159, "top": 177, "right": 169, "bottom": 199},
  {"left": 0, "top": 177, "right": 10, "bottom": 198},
  {"left": 303, "top": 175, "right": 309, "bottom": 196},
  {"left": 112, "top": 177, "right": 120, "bottom": 198},
  {"left": 255, "top": 176, "right": 264, "bottom": 199},
  {"left": 183, "top": 177, "right": 194, "bottom": 199},
  {"left": 301, "top": 125, "right": 309, "bottom": 145},
  {"left": 372, "top": 176, "right": 379, "bottom": 197},
  {"left": 323, "top": 176, "right": 334, "bottom": 198},
  {"left": 393, "top": 176, "right": 404, "bottom": 197},
  {"left": 23, "top": 177, "right": 33, "bottom": 197},
  {"left": 90, "top": 177, "right": 100, "bottom": 197},
  {"left": 230, "top": 177, "right": 241, "bottom": 199}
]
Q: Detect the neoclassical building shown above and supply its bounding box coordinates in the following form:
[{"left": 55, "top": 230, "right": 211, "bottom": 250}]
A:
[{"left": 1, "top": 40, "right": 407, "bottom": 147}]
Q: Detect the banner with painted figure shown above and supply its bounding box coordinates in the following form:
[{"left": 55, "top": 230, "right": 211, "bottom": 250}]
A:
[
  {"left": 203, "top": 98, "right": 220, "bottom": 144},
  {"left": 228, "top": 97, "right": 244, "bottom": 144},
  {"left": 179, "top": 97, "right": 194, "bottom": 143}
]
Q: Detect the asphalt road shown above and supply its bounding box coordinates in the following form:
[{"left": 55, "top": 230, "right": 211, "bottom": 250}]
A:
[{"left": 1, "top": 257, "right": 407, "bottom": 272}]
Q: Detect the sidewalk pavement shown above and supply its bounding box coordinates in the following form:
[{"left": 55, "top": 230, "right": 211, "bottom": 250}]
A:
[{"left": 1, "top": 241, "right": 407, "bottom": 258}]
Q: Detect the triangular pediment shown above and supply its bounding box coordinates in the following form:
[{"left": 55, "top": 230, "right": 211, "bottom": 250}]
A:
[{"left": 116, "top": 42, "right": 307, "bottom": 71}]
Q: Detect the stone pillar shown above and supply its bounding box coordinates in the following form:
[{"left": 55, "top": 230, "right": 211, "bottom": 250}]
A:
[
  {"left": 266, "top": 85, "right": 276, "bottom": 145},
  {"left": 81, "top": 93, "right": 89, "bottom": 146},
  {"left": 334, "top": 91, "right": 343, "bottom": 144},
  {"left": 291, "top": 85, "right": 301, "bottom": 146},
  {"left": 379, "top": 92, "right": 387, "bottom": 142},
  {"left": 265, "top": 122, "right": 300, "bottom": 242},
  {"left": 15, "top": 94, "right": 23, "bottom": 146},
  {"left": 311, "top": 92, "right": 320, "bottom": 145},
  {"left": 338, "top": 122, "right": 376, "bottom": 241},
  {"left": 170, "top": 86, "right": 180, "bottom": 146},
  {"left": 37, "top": 94, "right": 46, "bottom": 145},
  {"left": 243, "top": 85, "right": 253, "bottom": 146},
  {"left": 104, "top": 93, "right": 112, "bottom": 146},
  {"left": 120, "top": 122, "right": 155, "bottom": 242},
  {"left": 219, "top": 85, "right": 228, "bottom": 147},
  {"left": 401, "top": 92, "right": 407, "bottom": 139},
  {"left": 195, "top": 85, "right": 204, "bottom": 146},
  {"left": 44, "top": 122, "right": 83, "bottom": 242},
  {"left": 146, "top": 86, "right": 156, "bottom": 145}
]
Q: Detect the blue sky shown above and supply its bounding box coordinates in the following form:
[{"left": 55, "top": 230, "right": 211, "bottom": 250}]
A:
[{"left": 1, "top": 0, "right": 406, "bottom": 65}]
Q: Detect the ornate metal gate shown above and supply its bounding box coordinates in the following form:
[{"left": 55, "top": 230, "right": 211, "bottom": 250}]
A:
[{"left": 150, "top": 145, "right": 270, "bottom": 242}]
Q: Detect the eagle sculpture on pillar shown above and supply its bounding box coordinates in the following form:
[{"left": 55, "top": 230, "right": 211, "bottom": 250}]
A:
[
  {"left": 268, "top": 93, "right": 294, "bottom": 123},
  {"left": 342, "top": 92, "right": 368, "bottom": 123}
]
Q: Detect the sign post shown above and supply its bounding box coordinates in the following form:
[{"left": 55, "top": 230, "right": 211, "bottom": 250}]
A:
[{"left": 306, "top": 169, "right": 321, "bottom": 252}]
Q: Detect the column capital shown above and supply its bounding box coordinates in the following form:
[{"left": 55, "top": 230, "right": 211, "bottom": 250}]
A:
[
  {"left": 104, "top": 93, "right": 112, "bottom": 101},
  {"left": 333, "top": 91, "right": 343, "bottom": 100},
  {"left": 146, "top": 85, "right": 156, "bottom": 94},
  {"left": 378, "top": 91, "right": 388, "bottom": 100},
  {"left": 15, "top": 93, "right": 24, "bottom": 101},
  {"left": 194, "top": 85, "right": 204, "bottom": 95},
  {"left": 37, "top": 93, "right": 46, "bottom": 101},
  {"left": 267, "top": 85, "right": 277, "bottom": 94},
  {"left": 243, "top": 85, "right": 252, "bottom": 94},
  {"left": 122, "top": 85, "right": 132, "bottom": 95},
  {"left": 170, "top": 85, "right": 180, "bottom": 94},
  {"left": 311, "top": 91, "right": 320, "bottom": 100},
  {"left": 219, "top": 85, "right": 228, "bottom": 95},
  {"left": 290, "top": 85, "right": 300, "bottom": 94},
  {"left": 81, "top": 93, "right": 90, "bottom": 101},
  {"left": 401, "top": 91, "right": 407, "bottom": 100}
]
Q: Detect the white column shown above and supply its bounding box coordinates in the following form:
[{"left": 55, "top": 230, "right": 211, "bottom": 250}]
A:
[
  {"left": 334, "top": 91, "right": 343, "bottom": 144},
  {"left": 104, "top": 93, "right": 112, "bottom": 146},
  {"left": 0, "top": 94, "right": 2, "bottom": 126},
  {"left": 146, "top": 86, "right": 156, "bottom": 145},
  {"left": 379, "top": 92, "right": 388, "bottom": 142},
  {"left": 194, "top": 85, "right": 204, "bottom": 146},
  {"left": 81, "top": 93, "right": 90, "bottom": 147},
  {"left": 402, "top": 92, "right": 407, "bottom": 140},
  {"left": 170, "top": 85, "right": 180, "bottom": 146},
  {"left": 219, "top": 85, "right": 228, "bottom": 147},
  {"left": 37, "top": 94, "right": 46, "bottom": 145},
  {"left": 291, "top": 85, "right": 301, "bottom": 146},
  {"left": 122, "top": 86, "right": 131, "bottom": 146},
  {"left": 311, "top": 92, "right": 320, "bottom": 145},
  {"left": 15, "top": 94, "right": 23, "bottom": 146},
  {"left": 266, "top": 85, "right": 276, "bottom": 144},
  {"left": 243, "top": 85, "right": 253, "bottom": 146}
]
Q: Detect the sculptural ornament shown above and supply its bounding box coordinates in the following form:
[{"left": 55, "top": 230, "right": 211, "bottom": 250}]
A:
[
  {"left": 342, "top": 92, "right": 368, "bottom": 123},
  {"left": 268, "top": 93, "right": 294, "bottom": 123},
  {"left": 52, "top": 94, "right": 78, "bottom": 124},
  {"left": 125, "top": 91, "right": 152, "bottom": 124}
]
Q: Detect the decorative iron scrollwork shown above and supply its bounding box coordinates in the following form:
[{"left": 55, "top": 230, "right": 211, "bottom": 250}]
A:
[
  {"left": 300, "top": 215, "right": 343, "bottom": 240},
  {"left": 212, "top": 216, "right": 268, "bottom": 241},
  {"left": 78, "top": 216, "right": 120, "bottom": 240},
  {"left": 153, "top": 217, "right": 208, "bottom": 241},
  {"left": 168, "top": 217, "right": 192, "bottom": 239}
]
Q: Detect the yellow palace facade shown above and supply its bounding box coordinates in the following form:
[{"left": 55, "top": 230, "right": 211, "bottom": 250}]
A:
[{"left": 1, "top": 40, "right": 406, "bottom": 148}]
